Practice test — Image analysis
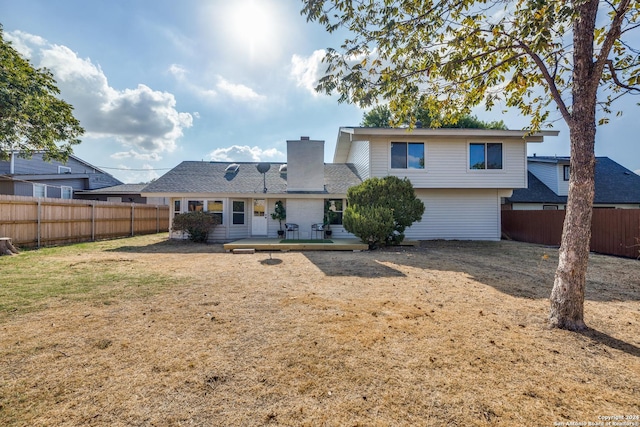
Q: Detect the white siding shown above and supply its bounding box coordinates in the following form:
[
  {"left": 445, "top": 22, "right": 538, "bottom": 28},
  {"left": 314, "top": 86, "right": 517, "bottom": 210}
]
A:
[
  {"left": 556, "top": 165, "right": 569, "bottom": 196},
  {"left": 406, "top": 189, "right": 502, "bottom": 241},
  {"left": 286, "top": 199, "right": 324, "bottom": 239},
  {"left": 528, "top": 162, "right": 560, "bottom": 194},
  {"left": 364, "top": 136, "right": 528, "bottom": 188},
  {"left": 346, "top": 140, "right": 370, "bottom": 179}
]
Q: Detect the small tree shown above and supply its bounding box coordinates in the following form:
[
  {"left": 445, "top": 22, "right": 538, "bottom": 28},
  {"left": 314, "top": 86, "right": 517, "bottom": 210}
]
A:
[
  {"left": 270, "top": 200, "right": 286, "bottom": 233},
  {"left": 345, "top": 176, "right": 425, "bottom": 246},
  {"left": 172, "top": 212, "right": 219, "bottom": 243}
]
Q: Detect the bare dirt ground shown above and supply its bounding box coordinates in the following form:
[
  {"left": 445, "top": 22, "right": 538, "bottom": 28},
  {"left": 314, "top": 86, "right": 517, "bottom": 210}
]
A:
[{"left": 1, "top": 235, "right": 639, "bottom": 426}]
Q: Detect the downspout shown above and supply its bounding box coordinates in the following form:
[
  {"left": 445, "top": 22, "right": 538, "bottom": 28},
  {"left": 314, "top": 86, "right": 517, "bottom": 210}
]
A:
[{"left": 10, "top": 151, "right": 15, "bottom": 174}]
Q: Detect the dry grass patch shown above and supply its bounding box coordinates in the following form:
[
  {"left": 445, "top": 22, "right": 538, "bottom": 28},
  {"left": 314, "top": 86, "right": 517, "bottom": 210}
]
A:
[{"left": 0, "top": 234, "right": 638, "bottom": 426}]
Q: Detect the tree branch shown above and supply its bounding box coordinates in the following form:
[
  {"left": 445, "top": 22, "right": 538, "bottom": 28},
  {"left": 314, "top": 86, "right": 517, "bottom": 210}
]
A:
[{"left": 606, "top": 59, "right": 640, "bottom": 92}]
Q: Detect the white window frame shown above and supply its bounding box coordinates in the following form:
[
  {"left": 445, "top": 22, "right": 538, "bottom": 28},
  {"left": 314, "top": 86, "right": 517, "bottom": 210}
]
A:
[
  {"left": 205, "top": 200, "right": 224, "bottom": 225},
  {"left": 58, "top": 165, "right": 72, "bottom": 174},
  {"left": 61, "top": 186, "right": 73, "bottom": 199},
  {"left": 33, "top": 183, "right": 46, "bottom": 198},
  {"left": 232, "top": 200, "right": 246, "bottom": 225},
  {"left": 563, "top": 165, "right": 570, "bottom": 181}
]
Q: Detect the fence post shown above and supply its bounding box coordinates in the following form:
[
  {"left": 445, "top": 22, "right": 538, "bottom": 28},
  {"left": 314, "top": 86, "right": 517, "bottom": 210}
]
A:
[
  {"left": 91, "top": 201, "right": 96, "bottom": 242},
  {"left": 131, "top": 203, "right": 135, "bottom": 237},
  {"left": 37, "top": 199, "right": 41, "bottom": 248},
  {"left": 156, "top": 205, "right": 160, "bottom": 233}
]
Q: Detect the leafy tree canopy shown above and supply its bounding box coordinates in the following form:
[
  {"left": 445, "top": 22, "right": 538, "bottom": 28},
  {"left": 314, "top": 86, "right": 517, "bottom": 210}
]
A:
[
  {"left": 302, "top": 1, "right": 639, "bottom": 131},
  {"left": 302, "top": 0, "right": 640, "bottom": 331},
  {"left": 362, "top": 104, "right": 507, "bottom": 129},
  {"left": 0, "top": 26, "right": 84, "bottom": 162}
]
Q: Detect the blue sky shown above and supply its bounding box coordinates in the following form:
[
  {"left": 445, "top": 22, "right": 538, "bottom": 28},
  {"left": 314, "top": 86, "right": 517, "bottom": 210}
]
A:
[{"left": 2, "top": 0, "right": 639, "bottom": 182}]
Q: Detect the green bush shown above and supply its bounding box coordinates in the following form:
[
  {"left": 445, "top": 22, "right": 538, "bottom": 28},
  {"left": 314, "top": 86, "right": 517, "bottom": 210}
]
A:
[
  {"left": 345, "top": 176, "right": 425, "bottom": 246},
  {"left": 343, "top": 205, "right": 395, "bottom": 249},
  {"left": 171, "top": 211, "right": 219, "bottom": 243}
]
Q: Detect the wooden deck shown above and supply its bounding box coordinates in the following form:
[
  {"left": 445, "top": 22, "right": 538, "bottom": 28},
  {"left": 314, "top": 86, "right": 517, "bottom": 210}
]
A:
[
  {"left": 223, "top": 238, "right": 420, "bottom": 252},
  {"left": 223, "top": 238, "right": 368, "bottom": 252}
]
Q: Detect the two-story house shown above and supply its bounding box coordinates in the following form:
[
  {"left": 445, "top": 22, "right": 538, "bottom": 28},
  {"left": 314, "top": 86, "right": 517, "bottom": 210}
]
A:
[
  {"left": 504, "top": 156, "right": 640, "bottom": 210},
  {"left": 142, "top": 128, "right": 558, "bottom": 242},
  {"left": 0, "top": 152, "right": 122, "bottom": 199}
]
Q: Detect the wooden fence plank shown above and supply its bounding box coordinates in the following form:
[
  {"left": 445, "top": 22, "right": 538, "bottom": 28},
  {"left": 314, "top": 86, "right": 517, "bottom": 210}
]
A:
[
  {"left": 502, "top": 209, "right": 640, "bottom": 259},
  {"left": 0, "top": 194, "right": 169, "bottom": 248}
]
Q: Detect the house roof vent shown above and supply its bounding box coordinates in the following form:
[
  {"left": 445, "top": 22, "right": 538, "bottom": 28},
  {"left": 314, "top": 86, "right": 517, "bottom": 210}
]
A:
[
  {"left": 225, "top": 163, "right": 240, "bottom": 174},
  {"left": 279, "top": 164, "right": 287, "bottom": 173}
]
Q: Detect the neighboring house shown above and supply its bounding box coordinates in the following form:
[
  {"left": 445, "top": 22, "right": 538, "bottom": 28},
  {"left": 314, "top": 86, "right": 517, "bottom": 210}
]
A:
[
  {"left": 0, "top": 152, "right": 122, "bottom": 199},
  {"left": 75, "top": 184, "right": 169, "bottom": 205},
  {"left": 144, "top": 129, "right": 557, "bottom": 242},
  {"left": 505, "top": 156, "right": 640, "bottom": 210}
]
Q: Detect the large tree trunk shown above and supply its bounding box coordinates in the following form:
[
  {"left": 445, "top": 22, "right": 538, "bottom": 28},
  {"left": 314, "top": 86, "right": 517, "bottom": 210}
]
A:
[{"left": 549, "top": 0, "right": 598, "bottom": 331}]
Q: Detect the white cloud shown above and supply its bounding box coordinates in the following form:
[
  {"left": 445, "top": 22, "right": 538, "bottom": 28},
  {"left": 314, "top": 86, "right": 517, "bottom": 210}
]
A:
[
  {"left": 290, "top": 49, "right": 326, "bottom": 96},
  {"left": 111, "top": 150, "right": 162, "bottom": 161},
  {"left": 209, "top": 145, "right": 285, "bottom": 162},
  {"left": 216, "top": 76, "right": 265, "bottom": 102},
  {"left": 10, "top": 31, "right": 193, "bottom": 156},
  {"left": 4, "top": 30, "right": 46, "bottom": 58},
  {"left": 168, "top": 64, "right": 264, "bottom": 103}
]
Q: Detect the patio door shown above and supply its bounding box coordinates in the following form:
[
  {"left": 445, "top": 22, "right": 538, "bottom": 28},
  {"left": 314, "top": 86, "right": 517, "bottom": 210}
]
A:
[{"left": 252, "top": 199, "right": 268, "bottom": 236}]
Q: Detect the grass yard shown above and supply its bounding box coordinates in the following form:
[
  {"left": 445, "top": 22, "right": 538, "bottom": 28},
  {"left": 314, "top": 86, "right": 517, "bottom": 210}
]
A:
[{"left": 0, "top": 233, "right": 638, "bottom": 426}]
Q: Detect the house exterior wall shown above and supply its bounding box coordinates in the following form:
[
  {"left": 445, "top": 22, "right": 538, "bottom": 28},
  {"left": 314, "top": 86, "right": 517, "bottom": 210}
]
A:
[
  {"left": 406, "top": 189, "right": 505, "bottom": 241},
  {"left": 556, "top": 164, "right": 569, "bottom": 196},
  {"left": 346, "top": 140, "right": 370, "bottom": 180},
  {"left": 363, "top": 136, "right": 528, "bottom": 188},
  {"left": 528, "top": 162, "right": 562, "bottom": 194},
  {"left": 8, "top": 153, "right": 95, "bottom": 175},
  {"left": 285, "top": 199, "right": 324, "bottom": 239}
]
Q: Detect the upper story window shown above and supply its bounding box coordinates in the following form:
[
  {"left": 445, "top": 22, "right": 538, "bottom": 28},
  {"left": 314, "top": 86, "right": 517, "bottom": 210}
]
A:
[
  {"left": 563, "top": 165, "right": 570, "bottom": 181},
  {"left": 391, "top": 142, "right": 425, "bottom": 169},
  {"left": 469, "top": 143, "right": 503, "bottom": 170},
  {"left": 58, "top": 166, "right": 71, "bottom": 174}
]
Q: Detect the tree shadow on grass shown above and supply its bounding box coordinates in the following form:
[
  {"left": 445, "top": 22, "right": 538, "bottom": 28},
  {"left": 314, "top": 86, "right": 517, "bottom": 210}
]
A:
[
  {"left": 580, "top": 328, "right": 640, "bottom": 358},
  {"left": 303, "top": 252, "right": 406, "bottom": 278},
  {"left": 387, "top": 241, "right": 640, "bottom": 302}
]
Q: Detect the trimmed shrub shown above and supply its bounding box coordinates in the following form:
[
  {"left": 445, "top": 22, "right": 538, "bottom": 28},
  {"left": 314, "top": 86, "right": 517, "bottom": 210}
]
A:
[
  {"left": 172, "top": 211, "right": 219, "bottom": 243},
  {"left": 343, "top": 204, "right": 395, "bottom": 249},
  {"left": 345, "top": 176, "right": 425, "bottom": 246}
]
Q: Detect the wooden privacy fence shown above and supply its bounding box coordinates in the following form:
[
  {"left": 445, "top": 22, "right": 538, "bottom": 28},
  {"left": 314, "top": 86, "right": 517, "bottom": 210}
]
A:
[
  {"left": 502, "top": 209, "right": 640, "bottom": 259},
  {"left": 0, "top": 195, "right": 170, "bottom": 248}
]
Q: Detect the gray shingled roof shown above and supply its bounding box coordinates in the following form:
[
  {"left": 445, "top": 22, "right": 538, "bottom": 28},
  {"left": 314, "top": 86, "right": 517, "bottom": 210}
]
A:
[
  {"left": 142, "top": 161, "right": 363, "bottom": 195},
  {"left": 507, "top": 157, "right": 640, "bottom": 204}
]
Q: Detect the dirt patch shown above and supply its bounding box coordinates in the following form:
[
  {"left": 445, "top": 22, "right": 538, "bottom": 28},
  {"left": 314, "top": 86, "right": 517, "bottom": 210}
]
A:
[{"left": 0, "top": 235, "right": 638, "bottom": 426}]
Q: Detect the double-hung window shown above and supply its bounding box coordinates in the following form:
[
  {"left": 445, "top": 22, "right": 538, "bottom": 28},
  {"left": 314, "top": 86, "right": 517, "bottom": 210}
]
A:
[
  {"left": 469, "top": 143, "right": 503, "bottom": 170},
  {"left": 563, "top": 165, "right": 570, "bottom": 181},
  {"left": 232, "top": 201, "right": 245, "bottom": 225},
  {"left": 391, "top": 142, "right": 425, "bottom": 169},
  {"left": 206, "top": 200, "right": 224, "bottom": 224}
]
